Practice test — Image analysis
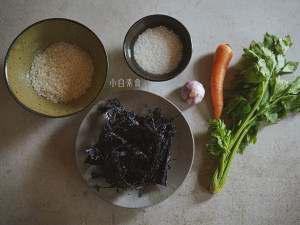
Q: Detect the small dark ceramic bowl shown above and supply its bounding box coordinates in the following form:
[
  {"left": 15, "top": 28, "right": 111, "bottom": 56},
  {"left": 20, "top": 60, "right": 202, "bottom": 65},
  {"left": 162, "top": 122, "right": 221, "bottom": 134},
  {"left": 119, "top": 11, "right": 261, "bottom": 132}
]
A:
[
  {"left": 4, "top": 18, "right": 108, "bottom": 118},
  {"left": 123, "top": 14, "right": 192, "bottom": 81}
]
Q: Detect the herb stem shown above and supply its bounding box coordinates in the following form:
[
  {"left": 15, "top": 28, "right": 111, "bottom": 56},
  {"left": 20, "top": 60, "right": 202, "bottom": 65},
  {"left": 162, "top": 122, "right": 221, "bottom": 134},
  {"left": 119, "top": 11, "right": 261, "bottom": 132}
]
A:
[
  {"left": 230, "top": 82, "right": 267, "bottom": 148},
  {"left": 222, "top": 125, "right": 251, "bottom": 178},
  {"left": 210, "top": 82, "right": 269, "bottom": 194},
  {"left": 219, "top": 153, "right": 226, "bottom": 178},
  {"left": 210, "top": 125, "right": 251, "bottom": 193},
  {"left": 272, "top": 94, "right": 295, "bottom": 105}
]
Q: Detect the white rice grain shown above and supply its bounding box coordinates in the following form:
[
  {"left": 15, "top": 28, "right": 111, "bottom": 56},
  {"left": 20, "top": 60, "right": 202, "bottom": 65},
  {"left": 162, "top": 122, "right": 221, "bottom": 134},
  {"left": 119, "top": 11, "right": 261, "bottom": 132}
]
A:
[
  {"left": 30, "top": 42, "right": 94, "bottom": 103},
  {"left": 133, "top": 26, "right": 183, "bottom": 75}
]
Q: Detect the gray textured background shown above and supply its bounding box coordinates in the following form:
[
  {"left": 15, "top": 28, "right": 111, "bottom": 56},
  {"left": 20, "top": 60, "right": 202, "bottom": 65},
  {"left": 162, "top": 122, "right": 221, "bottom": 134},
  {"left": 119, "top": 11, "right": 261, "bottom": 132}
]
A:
[{"left": 0, "top": 0, "right": 299, "bottom": 224}]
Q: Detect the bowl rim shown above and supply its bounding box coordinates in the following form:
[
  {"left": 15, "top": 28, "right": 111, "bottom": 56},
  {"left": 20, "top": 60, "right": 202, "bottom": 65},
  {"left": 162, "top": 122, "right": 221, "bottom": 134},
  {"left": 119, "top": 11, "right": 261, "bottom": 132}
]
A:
[
  {"left": 123, "top": 14, "right": 192, "bottom": 82},
  {"left": 4, "top": 17, "right": 109, "bottom": 118}
]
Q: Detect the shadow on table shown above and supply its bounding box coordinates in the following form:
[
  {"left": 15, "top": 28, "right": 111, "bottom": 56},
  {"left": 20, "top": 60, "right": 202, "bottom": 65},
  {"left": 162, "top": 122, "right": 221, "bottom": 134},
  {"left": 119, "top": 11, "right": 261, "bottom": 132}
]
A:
[
  {"left": 189, "top": 53, "right": 238, "bottom": 202},
  {"left": 0, "top": 59, "right": 142, "bottom": 224},
  {"left": 162, "top": 54, "right": 218, "bottom": 203},
  {"left": 166, "top": 53, "right": 215, "bottom": 115},
  {"left": 186, "top": 54, "right": 220, "bottom": 202},
  {"left": 193, "top": 53, "right": 214, "bottom": 119},
  {"left": 21, "top": 108, "right": 144, "bottom": 224},
  {"left": 192, "top": 132, "right": 218, "bottom": 202},
  {"left": 191, "top": 52, "right": 237, "bottom": 117},
  {"left": 7, "top": 49, "right": 146, "bottom": 224},
  {"left": 166, "top": 87, "right": 191, "bottom": 112},
  {"left": 0, "top": 62, "right": 48, "bottom": 152}
]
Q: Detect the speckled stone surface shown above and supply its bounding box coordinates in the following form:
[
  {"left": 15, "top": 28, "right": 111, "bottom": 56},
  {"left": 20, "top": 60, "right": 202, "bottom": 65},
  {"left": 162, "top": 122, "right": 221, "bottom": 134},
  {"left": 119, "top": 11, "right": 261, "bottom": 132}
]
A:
[{"left": 0, "top": 0, "right": 299, "bottom": 224}]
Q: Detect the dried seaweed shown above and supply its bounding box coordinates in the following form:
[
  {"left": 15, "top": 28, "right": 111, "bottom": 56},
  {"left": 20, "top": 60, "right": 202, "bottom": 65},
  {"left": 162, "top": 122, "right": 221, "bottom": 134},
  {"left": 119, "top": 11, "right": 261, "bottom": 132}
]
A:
[{"left": 85, "top": 98, "right": 176, "bottom": 193}]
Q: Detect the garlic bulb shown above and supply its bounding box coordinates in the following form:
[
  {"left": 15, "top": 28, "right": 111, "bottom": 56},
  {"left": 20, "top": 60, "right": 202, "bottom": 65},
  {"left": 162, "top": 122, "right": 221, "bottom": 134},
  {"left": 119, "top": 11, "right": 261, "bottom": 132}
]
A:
[{"left": 181, "top": 80, "right": 205, "bottom": 105}]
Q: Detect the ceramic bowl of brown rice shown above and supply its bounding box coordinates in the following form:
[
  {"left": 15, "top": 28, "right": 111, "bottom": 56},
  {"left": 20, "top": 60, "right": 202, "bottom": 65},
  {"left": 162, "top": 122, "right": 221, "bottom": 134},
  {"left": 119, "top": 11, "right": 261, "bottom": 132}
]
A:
[{"left": 4, "top": 18, "right": 108, "bottom": 117}]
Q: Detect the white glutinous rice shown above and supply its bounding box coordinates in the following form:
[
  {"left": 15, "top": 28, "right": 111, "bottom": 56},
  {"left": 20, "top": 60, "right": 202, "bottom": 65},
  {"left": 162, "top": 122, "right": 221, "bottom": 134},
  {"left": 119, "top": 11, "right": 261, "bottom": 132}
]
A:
[
  {"left": 29, "top": 42, "right": 94, "bottom": 103},
  {"left": 133, "top": 26, "right": 183, "bottom": 74}
]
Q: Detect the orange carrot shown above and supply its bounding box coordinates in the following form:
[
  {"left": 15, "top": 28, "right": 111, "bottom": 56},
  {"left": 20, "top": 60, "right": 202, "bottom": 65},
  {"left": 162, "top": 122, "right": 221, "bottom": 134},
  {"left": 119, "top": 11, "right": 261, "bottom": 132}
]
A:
[{"left": 211, "top": 44, "right": 233, "bottom": 119}]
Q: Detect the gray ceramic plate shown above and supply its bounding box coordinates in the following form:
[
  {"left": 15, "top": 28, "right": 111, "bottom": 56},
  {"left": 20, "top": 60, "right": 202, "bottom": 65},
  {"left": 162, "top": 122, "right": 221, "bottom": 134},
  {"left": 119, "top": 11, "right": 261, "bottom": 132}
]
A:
[{"left": 75, "top": 90, "right": 194, "bottom": 208}]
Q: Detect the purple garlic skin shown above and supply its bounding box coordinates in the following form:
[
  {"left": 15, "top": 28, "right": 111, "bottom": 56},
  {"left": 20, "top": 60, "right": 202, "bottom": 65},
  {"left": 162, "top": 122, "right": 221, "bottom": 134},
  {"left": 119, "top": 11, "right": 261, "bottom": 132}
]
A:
[{"left": 181, "top": 80, "right": 205, "bottom": 105}]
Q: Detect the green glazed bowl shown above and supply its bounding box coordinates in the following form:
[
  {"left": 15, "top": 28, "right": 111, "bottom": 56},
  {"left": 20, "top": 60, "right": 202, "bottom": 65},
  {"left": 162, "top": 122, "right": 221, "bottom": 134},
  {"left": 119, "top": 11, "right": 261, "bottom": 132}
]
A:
[{"left": 4, "top": 18, "right": 108, "bottom": 118}]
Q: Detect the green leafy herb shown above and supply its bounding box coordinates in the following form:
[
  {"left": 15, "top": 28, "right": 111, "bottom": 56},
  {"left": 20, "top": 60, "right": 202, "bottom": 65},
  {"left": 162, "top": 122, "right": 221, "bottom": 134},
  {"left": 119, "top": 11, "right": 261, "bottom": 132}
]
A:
[{"left": 206, "top": 33, "right": 300, "bottom": 194}]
